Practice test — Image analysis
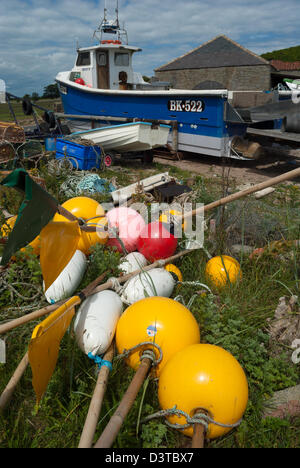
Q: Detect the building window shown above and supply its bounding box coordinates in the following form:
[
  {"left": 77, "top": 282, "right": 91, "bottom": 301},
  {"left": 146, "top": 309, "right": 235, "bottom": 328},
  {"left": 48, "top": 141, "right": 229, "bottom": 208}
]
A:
[
  {"left": 115, "top": 53, "right": 129, "bottom": 67},
  {"left": 76, "top": 52, "right": 91, "bottom": 67}
]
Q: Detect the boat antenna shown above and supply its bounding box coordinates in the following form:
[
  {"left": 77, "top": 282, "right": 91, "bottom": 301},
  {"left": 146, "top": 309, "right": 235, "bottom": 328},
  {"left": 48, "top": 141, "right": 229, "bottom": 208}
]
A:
[{"left": 93, "top": 0, "right": 128, "bottom": 44}]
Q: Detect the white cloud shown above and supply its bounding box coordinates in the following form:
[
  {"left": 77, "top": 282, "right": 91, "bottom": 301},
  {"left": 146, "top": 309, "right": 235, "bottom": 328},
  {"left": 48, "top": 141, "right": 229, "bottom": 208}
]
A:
[{"left": 0, "top": 0, "right": 299, "bottom": 96}]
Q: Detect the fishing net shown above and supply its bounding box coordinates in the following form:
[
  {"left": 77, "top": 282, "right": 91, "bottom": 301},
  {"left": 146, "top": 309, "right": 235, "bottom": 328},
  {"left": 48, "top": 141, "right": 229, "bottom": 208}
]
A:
[{"left": 216, "top": 197, "right": 300, "bottom": 248}]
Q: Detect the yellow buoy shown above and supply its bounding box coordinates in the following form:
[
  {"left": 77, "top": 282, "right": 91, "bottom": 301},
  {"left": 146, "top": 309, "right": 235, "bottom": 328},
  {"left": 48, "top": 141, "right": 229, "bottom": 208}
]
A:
[
  {"left": 1, "top": 215, "right": 40, "bottom": 256},
  {"left": 159, "top": 209, "right": 186, "bottom": 231},
  {"left": 115, "top": 296, "right": 200, "bottom": 377},
  {"left": 77, "top": 216, "right": 108, "bottom": 255},
  {"left": 53, "top": 196, "right": 104, "bottom": 223},
  {"left": 164, "top": 264, "right": 183, "bottom": 283},
  {"left": 205, "top": 255, "right": 242, "bottom": 288},
  {"left": 158, "top": 343, "right": 248, "bottom": 440}
]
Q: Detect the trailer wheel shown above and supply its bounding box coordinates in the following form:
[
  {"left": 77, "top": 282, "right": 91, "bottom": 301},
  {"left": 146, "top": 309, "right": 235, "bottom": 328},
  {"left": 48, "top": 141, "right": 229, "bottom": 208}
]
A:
[
  {"left": 43, "top": 111, "right": 56, "bottom": 129},
  {"left": 103, "top": 153, "right": 115, "bottom": 167},
  {"left": 22, "top": 99, "right": 33, "bottom": 116}
]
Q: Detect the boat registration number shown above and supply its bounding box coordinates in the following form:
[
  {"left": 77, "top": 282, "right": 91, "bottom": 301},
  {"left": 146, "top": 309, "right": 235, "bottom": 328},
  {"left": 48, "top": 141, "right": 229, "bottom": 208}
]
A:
[{"left": 168, "top": 99, "right": 205, "bottom": 113}]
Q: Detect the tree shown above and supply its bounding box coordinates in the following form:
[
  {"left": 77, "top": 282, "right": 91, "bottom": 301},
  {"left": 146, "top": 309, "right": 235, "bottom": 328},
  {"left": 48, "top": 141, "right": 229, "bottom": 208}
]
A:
[
  {"left": 31, "top": 92, "right": 39, "bottom": 101},
  {"left": 42, "top": 84, "right": 60, "bottom": 99}
]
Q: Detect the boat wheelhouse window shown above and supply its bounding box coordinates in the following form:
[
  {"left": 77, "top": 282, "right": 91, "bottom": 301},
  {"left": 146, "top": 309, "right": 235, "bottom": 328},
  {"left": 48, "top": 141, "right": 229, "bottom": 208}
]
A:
[
  {"left": 76, "top": 52, "right": 91, "bottom": 66},
  {"left": 97, "top": 53, "right": 107, "bottom": 66},
  {"left": 114, "top": 53, "right": 129, "bottom": 66}
]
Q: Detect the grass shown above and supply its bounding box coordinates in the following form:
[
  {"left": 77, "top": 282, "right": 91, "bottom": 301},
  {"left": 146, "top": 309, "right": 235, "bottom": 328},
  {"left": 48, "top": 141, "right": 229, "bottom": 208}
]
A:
[
  {"left": 0, "top": 99, "right": 61, "bottom": 123},
  {"left": 0, "top": 153, "right": 299, "bottom": 449}
]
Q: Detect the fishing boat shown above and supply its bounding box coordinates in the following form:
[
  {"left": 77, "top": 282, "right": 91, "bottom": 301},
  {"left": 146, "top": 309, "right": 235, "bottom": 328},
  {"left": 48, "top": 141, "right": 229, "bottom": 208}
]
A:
[
  {"left": 70, "top": 121, "right": 171, "bottom": 153},
  {"left": 283, "top": 78, "right": 300, "bottom": 91},
  {"left": 55, "top": 2, "right": 296, "bottom": 159}
]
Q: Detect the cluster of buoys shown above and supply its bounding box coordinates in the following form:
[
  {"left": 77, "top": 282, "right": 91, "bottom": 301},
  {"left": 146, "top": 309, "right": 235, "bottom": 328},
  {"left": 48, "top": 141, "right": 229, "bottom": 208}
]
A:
[
  {"left": 92, "top": 294, "right": 248, "bottom": 448},
  {"left": 1, "top": 192, "right": 248, "bottom": 447},
  {"left": 1, "top": 195, "right": 243, "bottom": 306}
]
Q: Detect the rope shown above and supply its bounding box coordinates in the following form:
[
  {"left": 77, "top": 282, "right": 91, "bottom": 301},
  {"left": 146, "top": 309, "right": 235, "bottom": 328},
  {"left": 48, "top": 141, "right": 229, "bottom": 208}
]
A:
[
  {"left": 178, "top": 281, "right": 212, "bottom": 294},
  {"left": 174, "top": 281, "right": 213, "bottom": 308},
  {"left": 59, "top": 173, "right": 116, "bottom": 198},
  {"left": 109, "top": 276, "right": 123, "bottom": 293},
  {"left": 88, "top": 352, "right": 112, "bottom": 371},
  {"left": 116, "top": 342, "right": 163, "bottom": 367},
  {"left": 141, "top": 405, "right": 242, "bottom": 431}
]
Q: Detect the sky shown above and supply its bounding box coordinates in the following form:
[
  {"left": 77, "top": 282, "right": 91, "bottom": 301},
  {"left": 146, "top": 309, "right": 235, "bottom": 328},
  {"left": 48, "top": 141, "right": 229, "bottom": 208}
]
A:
[{"left": 0, "top": 0, "right": 299, "bottom": 97}]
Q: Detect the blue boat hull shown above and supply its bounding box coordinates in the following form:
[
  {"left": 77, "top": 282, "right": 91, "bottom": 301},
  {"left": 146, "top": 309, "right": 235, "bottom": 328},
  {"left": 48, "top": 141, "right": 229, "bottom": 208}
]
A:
[{"left": 57, "top": 81, "right": 248, "bottom": 158}]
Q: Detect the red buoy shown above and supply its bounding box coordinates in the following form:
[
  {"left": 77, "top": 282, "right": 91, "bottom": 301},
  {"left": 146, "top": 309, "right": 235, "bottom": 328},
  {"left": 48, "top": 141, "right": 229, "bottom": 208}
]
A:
[
  {"left": 75, "top": 78, "right": 85, "bottom": 85},
  {"left": 137, "top": 221, "right": 178, "bottom": 262}
]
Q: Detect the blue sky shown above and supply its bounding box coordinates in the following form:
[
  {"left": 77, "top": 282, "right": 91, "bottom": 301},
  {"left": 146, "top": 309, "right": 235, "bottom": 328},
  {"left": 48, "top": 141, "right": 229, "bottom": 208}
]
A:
[{"left": 0, "top": 0, "right": 299, "bottom": 97}]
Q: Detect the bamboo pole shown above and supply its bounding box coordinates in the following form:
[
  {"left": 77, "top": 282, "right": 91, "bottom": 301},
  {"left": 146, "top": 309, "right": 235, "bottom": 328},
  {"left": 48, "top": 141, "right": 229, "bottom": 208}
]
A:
[
  {"left": 78, "top": 343, "right": 114, "bottom": 448},
  {"left": 191, "top": 422, "right": 205, "bottom": 448},
  {"left": 94, "top": 356, "right": 152, "bottom": 448},
  {"left": 182, "top": 166, "right": 300, "bottom": 221},
  {"left": 0, "top": 352, "right": 29, "bottom": 412},
  {"left": 0, "top": 250, "right": 191, "bottom": 336},
  {"left": 191, "top": 411, "right": 207, "bottom": 448}
]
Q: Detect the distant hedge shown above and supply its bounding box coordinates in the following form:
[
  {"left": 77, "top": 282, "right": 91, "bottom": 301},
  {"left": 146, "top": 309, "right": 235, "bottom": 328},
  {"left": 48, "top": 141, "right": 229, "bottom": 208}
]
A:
[{"left": 261, "top": 45, "right": 300, "bottom": 62}]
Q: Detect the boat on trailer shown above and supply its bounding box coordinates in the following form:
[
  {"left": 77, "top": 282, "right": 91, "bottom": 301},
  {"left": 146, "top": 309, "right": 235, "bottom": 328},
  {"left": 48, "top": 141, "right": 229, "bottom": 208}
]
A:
[
  {"left": 70, "top": 121, "right": 171, "bottom": 153},
  {"left": 55, "top": 2, "right": 300, "bottom": 160}
]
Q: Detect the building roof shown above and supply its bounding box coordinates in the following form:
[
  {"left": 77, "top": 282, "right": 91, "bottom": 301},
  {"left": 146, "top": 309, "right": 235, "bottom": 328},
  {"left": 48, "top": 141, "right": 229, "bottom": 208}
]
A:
[
  {"left": 155, "top": 35, "right": 270, "bottom": 72},
  {"left": 270, "top": 59, "right": 300, "bottom": 71}
]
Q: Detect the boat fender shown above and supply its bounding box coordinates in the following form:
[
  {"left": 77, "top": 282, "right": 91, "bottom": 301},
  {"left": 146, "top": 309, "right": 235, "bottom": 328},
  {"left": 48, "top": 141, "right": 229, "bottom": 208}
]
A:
[
  {"left": 74, "top": 290, "right": 123, "bottom": 356},
  {"left": 119, "top": 252, "right": 148, "bottom": 275},
  {"left": 44, "top": 250, "right": 87, "bottom": 304},
  {"left": 120, "top": 268, "right": 176, "bottom": 305}
]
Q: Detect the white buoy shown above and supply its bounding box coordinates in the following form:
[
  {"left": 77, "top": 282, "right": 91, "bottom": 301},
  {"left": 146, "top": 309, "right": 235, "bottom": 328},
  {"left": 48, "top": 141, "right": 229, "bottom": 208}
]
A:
[
  {"left": 120, "top": 268, "right": 176, "bottom": 305},
  {"left": 74, "top": 290, "right": 123, "bottom": 356},
  {"left": 44, "top": 250, "right": 87, "bottom": 304},
  {"left": 119, "top": 252, "right": 148, "bottom": 275}
]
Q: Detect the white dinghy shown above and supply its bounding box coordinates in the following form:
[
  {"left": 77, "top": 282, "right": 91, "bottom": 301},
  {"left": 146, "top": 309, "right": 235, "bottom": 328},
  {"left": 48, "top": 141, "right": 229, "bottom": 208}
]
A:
[{"left": 70, "top": 121, "right": 170, "bottom": 153}]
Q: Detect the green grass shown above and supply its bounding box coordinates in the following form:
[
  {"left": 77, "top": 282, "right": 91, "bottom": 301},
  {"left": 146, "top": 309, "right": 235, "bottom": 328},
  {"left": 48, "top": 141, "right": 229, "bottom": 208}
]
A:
[
  {"left": 0, "top": 160, "right": 299, "bottom": 449},
  {"left": 0, "top": 99, "right": 61, "bottom": 123}
]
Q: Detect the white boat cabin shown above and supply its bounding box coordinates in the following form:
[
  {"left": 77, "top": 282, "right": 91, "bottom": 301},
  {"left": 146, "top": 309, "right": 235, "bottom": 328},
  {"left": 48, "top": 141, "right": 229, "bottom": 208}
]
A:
[
  {"left": 61, "top": 2, "right": 170, "bottom": 92},
  {"left": 70, "top": 42, "right": 150, "bottom": 90}
]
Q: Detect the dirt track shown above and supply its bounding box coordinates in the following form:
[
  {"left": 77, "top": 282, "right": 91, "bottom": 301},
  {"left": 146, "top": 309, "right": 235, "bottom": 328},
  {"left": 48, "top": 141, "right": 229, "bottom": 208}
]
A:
[{"left": 154, "top": 146, "right": 300, "bottom": 186}]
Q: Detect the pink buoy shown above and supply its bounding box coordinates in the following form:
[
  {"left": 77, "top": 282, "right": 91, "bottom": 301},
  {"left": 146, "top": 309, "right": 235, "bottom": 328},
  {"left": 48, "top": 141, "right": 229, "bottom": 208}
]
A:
[{"left": 106, "top": 207, "right": 146, "bottom": 253}]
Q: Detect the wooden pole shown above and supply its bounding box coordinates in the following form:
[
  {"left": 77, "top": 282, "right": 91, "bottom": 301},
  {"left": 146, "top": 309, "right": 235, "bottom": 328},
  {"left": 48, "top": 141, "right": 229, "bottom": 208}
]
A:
[
  {"left": 191, "top": 411, "right": 207, "bottom": 448},
  {"left": 78, "top": 344, "right": 114, "bottom": 448},
  {"left": 183, "top": 166, "right": 300, "bottom": 221},
  {"left": 191, "top": 423, "right": 205, "bottom": 448},
  {"left": 0, "top": 270, "right": 109, "bottom": 336},
  {"left": 0, "top": 352, "right": 29, "bottom": 412},
  {"left": 93, "top": 357, "right": 152, "bottom": 448}
]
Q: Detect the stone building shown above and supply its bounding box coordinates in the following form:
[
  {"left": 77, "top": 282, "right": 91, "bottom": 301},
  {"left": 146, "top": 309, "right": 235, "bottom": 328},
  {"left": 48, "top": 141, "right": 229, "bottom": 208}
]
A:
[{"left": 154, "top": 35, "right": 272, "bottom": 92}]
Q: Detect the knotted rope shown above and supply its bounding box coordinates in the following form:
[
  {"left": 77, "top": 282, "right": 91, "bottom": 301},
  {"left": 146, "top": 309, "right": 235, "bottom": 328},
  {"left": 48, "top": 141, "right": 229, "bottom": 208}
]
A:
[{"left": 141, "top": 405, "right": 242, "bottom": 432}]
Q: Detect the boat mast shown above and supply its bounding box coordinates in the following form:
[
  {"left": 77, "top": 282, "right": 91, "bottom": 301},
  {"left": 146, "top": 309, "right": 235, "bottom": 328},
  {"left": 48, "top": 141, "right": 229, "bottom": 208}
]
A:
[{"left": 93, "top": 0, "right": 128, "bottom": 44}]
